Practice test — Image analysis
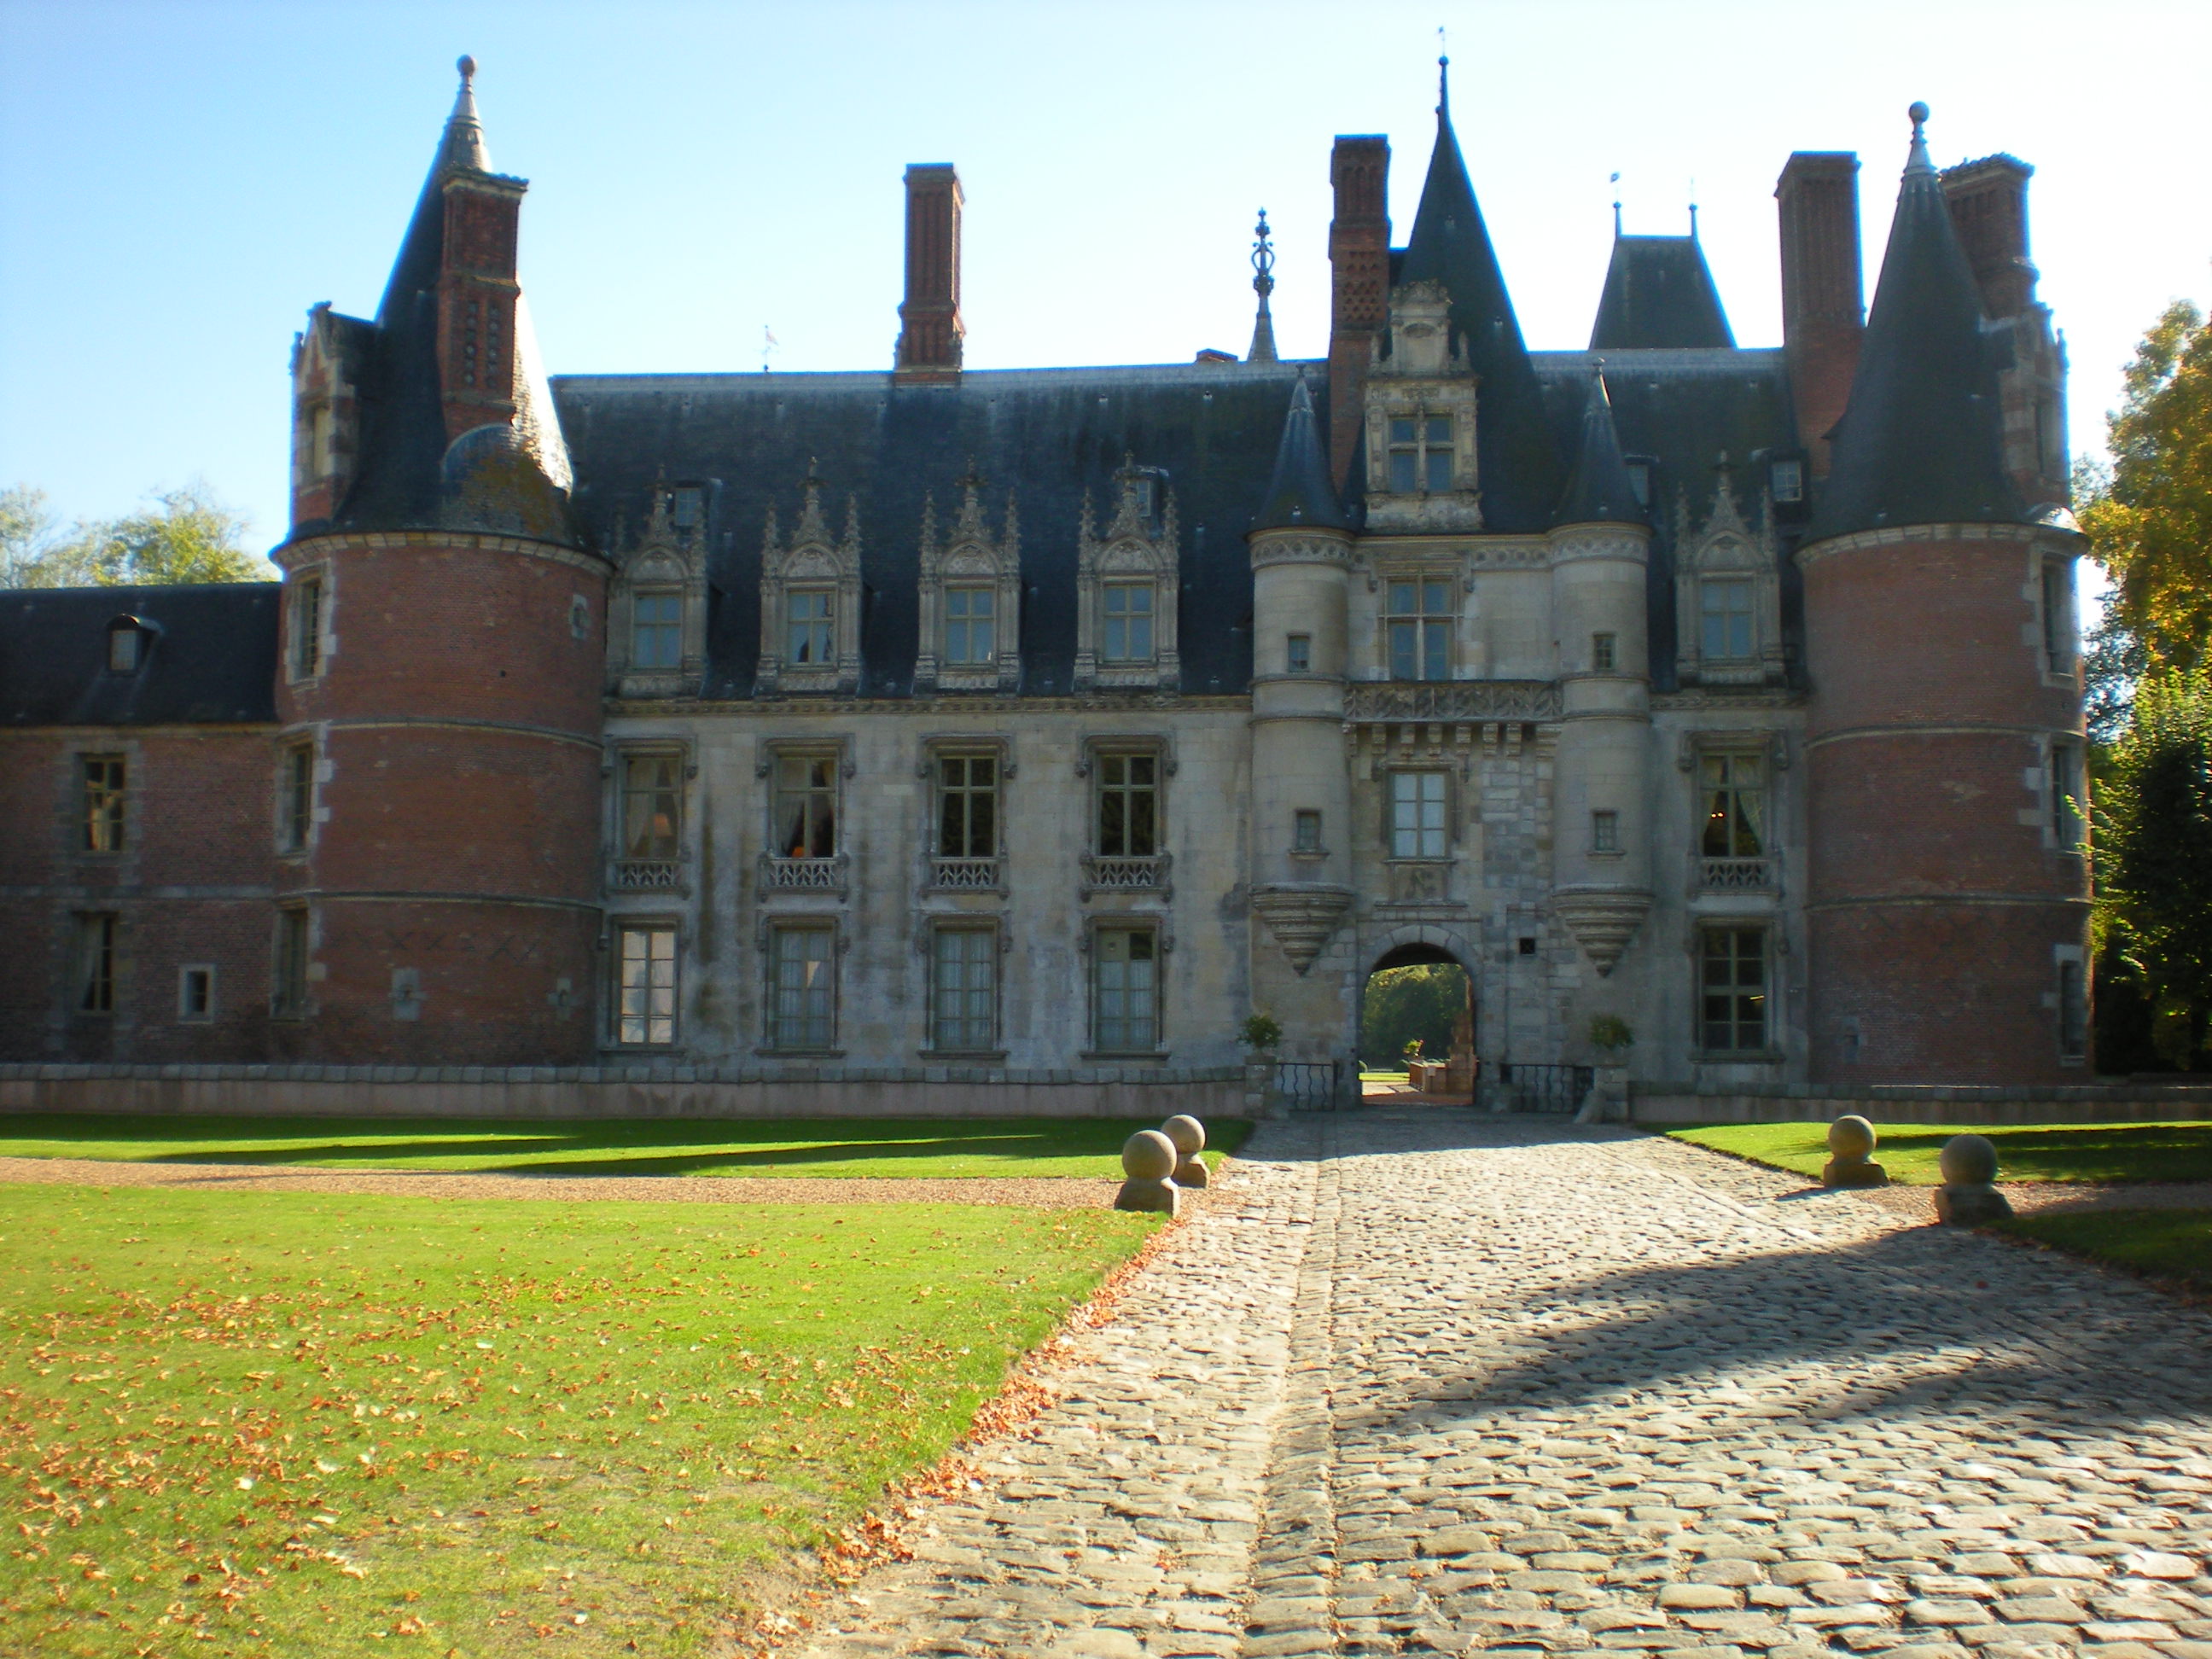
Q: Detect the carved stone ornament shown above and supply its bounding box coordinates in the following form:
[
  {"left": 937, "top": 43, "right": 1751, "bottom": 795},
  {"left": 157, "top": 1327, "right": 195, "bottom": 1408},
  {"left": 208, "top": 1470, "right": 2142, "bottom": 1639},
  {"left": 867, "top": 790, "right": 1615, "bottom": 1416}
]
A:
[
  {"left": 1551, "top": 885, "right": 1654, "bottom": 976},
  {"left": 1674, "top": 457, "right": 1786, "bottom": 689},
  {"left": 1075, "top": 456, "right": 1180, "bottom": 692},
  {"left": 1344, "top": 680, "right": 1561, "bottom": 724},
  {"left": 608, "top": 478, "right": 709, "bottom": 700},
  {"left": 916, "top": 464, "right": 1022, "bottom": 695},
  {"left": 757, "top": 463, "right": 864, "bottom": 696},
  {"left": 1250, "top": 882, "right": 1354, "bottom": 975}
]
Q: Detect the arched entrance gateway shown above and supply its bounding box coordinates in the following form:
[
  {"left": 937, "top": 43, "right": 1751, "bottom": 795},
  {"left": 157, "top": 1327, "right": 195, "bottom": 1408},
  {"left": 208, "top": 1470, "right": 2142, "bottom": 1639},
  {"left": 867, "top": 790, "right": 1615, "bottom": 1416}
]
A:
[{"left": 1358, "top": 928, "right": 1478, "bottom": 1106}]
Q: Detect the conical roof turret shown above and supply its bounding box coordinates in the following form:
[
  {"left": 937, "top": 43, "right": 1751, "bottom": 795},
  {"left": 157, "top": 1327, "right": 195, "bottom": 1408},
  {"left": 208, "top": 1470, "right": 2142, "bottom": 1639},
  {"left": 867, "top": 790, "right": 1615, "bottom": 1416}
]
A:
[
  {"left": 1251, "top": 375, "right": 1347, "bottom": 533},
  {"left": 1809, "top": 103, "right": 2025, "bottom": 540},
  {"left": 1394, "top": 58, "right": 1563, "bottom": 529},
  {"left": 377, "top": 56, "right": 495, "bottom": 326},
  {"left": 1555, "top": 365, "right": 1645, "bottom": 524}
]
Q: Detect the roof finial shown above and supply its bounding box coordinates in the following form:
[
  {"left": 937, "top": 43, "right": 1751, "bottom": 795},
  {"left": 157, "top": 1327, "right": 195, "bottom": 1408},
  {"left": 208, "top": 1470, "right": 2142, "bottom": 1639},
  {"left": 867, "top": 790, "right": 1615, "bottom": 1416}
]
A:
[
  {"left": 1610, "top": 172, "right": 1621, "bottom": 236},
  {"left": 1905, "top": 101, "right": 1935, "bottom": 178},
  {"left": 457, "top": 54, "right": 475, "bottom": 89},
  {"left": 1436, "top": 29, "right": 1451, "bottom": 118},
  {"left": 1247, "top": 208, "right": 1279, "bottom": 364}
]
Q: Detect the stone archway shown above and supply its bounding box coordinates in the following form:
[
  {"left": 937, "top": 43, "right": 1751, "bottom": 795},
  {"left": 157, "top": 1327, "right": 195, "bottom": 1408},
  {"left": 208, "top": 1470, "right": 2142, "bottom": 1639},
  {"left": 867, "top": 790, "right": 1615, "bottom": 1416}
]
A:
[{"left": 1359, "top": 925, "right": 1480, "bottom": 1103}]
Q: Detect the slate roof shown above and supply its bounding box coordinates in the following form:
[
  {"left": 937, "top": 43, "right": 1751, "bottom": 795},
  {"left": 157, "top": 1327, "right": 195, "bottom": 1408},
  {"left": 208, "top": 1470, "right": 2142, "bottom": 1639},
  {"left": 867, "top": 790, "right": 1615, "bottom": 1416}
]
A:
[
  {"left": 1554, "top": 369, "right": 1646, "bottom": 524},
  {"left": 1588, "top": 235, "right": 1736, "bottom": 351},
  {"left": 1811, "top": 114, "right": 2026, "bottom": 541},
  {"left": 553, "top": 360, "right": 1319, "bottom": 699},
  {"left": 1252, "top": 375, "right": 1346, "bottom": 532},
  {"left": 0, "top": 584, "right": 281, "bottom": 727}
]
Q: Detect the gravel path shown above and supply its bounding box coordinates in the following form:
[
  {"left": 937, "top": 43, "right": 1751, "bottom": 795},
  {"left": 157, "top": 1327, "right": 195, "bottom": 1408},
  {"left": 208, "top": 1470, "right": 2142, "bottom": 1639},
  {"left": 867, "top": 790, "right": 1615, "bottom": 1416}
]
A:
[
  {"left": 0, "top": 1155, "right": 1117, "bottom": 1208},
  {"left": 785, "top": 1111, "right": 2212, "bottom": 1659}
]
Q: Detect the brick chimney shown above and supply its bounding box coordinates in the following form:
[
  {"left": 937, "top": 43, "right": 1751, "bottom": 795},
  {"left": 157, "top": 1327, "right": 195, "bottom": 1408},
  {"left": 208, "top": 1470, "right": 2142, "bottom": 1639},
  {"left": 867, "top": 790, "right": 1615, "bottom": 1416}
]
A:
[
  {"left": 1941, "top": 154, "right": 2036, "bottom": 318},
  {"left": 435, "top": 169, "right": 527, "bottom": 440},
  {"left": 1776, "top": 151, "right": 1863, "bottom": 477},
  {"left": 1327, "top": 135, "right": 1390, "bottom": 487},
  {"left": 896, "top": 164, "right": 963, "bottom": 381}
]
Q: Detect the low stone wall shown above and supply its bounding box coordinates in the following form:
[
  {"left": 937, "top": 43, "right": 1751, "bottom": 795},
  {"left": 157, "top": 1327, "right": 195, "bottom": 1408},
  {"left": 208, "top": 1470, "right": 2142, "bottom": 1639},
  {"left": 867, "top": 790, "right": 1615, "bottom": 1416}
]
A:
[
  {"left": 0, "top": 1063, "right": 1260, "bottom": 1122},
  {"left": 1631, "top": 1081, "right": 2212, "bottom": 1126}
]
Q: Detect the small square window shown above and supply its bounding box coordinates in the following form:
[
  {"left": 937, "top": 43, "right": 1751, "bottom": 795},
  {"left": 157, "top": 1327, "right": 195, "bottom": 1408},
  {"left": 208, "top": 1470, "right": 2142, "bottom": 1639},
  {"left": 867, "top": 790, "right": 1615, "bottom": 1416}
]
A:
[
  {"left": 1516, "top": 935, "right": 1538, "bottom": 957},
  {"left": 1592, "top": 632, "right": 1616, "bottom": 672},
  {"left": 1592, "top": 810, "right": 1620, "bottom": 853},
  {"left": 1770, "top": 458, "right": 1804, "bottom": 504},
  {"left": 1294, "top": 809, "right": 1323, "bottom": 853},
  {"left": 178, "top": 964, "right": 215, "bottom": 1022},
  {"left": 1286, "top": 633, "right": 1312, "bottom": 674}
]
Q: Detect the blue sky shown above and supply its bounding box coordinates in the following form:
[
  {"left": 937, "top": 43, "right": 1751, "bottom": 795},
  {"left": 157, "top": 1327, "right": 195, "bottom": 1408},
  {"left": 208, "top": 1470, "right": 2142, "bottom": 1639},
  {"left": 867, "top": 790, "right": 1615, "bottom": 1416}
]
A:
[{"left": 2, "top": 0, "right": 2205, "bottom": 566}]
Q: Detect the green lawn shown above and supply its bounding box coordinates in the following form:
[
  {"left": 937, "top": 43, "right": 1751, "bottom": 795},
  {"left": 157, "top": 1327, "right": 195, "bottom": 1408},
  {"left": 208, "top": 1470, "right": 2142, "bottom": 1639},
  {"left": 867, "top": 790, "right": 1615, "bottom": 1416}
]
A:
[
  {"left": 0, "top": 1115, "right": 1249, "bottom": 1180},
  {"left": 1669, "top": 1120, "right": 2212, "bottom": 1185},
  {"left": 1998, "top": 1208, "right": 2212, "bottom": 1290},
  {"left": 0, "top": 1182, "right": 1160, "bottom": 1656}
]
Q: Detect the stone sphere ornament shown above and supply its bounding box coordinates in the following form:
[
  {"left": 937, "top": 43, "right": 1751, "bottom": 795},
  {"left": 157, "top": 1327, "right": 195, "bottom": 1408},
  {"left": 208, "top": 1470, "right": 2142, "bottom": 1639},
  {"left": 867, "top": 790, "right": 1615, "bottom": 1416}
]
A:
[
  {"left": 1820, "top": 1115, "right": 1888, "bottom": 1188},
  {"left": 1934, "top": 1132, "right": 2013, "bottom": 1226},
  {"left": 1115, "top": 1129, "right": 1179, "bottom": 1214},
  {"left": 1161, "top": 1115, "right": 1209, "bottom": 1189}
]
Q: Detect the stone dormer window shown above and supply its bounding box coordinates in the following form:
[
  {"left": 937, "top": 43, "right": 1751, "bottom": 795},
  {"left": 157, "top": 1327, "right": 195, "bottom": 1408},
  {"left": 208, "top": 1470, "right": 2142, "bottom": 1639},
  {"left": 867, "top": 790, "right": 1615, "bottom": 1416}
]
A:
[
  {"left": 1075, "top": 458, "right": 1179, "bottom": 692},
  {"left": 1674, "top": 463, "right": 1784, "bottom": 688},
  {"left": 757, "top": 468, "right": 862, "bottom": 697},
  {"left": 608, "top": 483, "right": 709, "bottom": 700},
  {"left": 915, "top": 467, "right": 1021, "bottom": 695},
  {"left": 1361, "top": 280, "right": 1481, "bottom": 533}
]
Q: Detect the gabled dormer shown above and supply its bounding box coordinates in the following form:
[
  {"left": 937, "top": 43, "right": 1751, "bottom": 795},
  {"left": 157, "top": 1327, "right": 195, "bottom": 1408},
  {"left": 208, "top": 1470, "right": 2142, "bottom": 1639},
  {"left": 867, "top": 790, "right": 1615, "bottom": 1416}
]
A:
[
  {"left": 1674, "top": 460, "right": 1785, "bottom": 689},
  {"left": 607, "top": 481, "right": 709, "bottom": 700},
  {"left": 756, "top": 468, "right": 863, "bottom": 698},
  {"left": 1074, "top": 457, "right": 1180, "bottom": 693},
  {"left": 1361, "top": 280, "right": 1481, "bottom": 534},
  {"left": 915, "top": 468, "right": 1021, "bottom": 695}
]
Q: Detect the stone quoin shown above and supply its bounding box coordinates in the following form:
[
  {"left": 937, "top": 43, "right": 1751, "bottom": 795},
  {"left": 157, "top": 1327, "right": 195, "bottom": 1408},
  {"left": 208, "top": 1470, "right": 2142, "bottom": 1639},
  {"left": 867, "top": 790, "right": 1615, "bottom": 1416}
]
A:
[{"left": 0, "top": 61, "right": 2089, "bottom": 1100}]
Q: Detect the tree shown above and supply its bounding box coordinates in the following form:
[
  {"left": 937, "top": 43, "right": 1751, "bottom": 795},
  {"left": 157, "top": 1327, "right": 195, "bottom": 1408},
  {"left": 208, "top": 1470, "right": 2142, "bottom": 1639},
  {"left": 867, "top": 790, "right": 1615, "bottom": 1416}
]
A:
[
  {"left": 2075, "top": 295, "right": 2212, "bottom": 673},
  {"left": 0, "top": 482, "right": 268, "bottom": 588},
  {"left": 2095, "top": 669, "right": 2212, "bottom": 1071},
  {"left": 1359, "top": 963, "right": 1469, "bottom": 1069}
]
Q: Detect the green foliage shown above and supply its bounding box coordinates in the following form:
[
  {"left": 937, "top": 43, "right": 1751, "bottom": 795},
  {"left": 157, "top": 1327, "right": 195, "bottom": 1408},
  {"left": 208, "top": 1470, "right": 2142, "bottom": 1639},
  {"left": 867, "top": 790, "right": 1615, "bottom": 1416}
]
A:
[
  {"left": 1671, "top": 1120, "right": 2212, "bottom": 1186},
  {"left": 0, "top": 1114, "right": 1249, "bottom": 1179},
  {"left": 2094, "top": 669, "right": 2212, "bottom": 1070},
  {"left": 0, "top": 1184, "right": 1157, "bottom": 1656},
  {"left": 1587, "top": 1015, "right": 1633, "bottom": 1054},
  {"left": 0, "top": 481, "right": 270, "bottom": 588},
  {"left": 1359, "top": 963, "right": 1467, "bottom": 1068},
  {"left": 1997, "top": 1208, "right": 2212, "bottom": 1291},
  {"left": 1402, "top": 1038, "right": 1424, "bottom": 1062},
  {"left": 1238, "top": 1012, "right": 1283, "bottom": 1052},
  {"left": 2076, "top": 294, "right": 2212, "bottom": 674}
]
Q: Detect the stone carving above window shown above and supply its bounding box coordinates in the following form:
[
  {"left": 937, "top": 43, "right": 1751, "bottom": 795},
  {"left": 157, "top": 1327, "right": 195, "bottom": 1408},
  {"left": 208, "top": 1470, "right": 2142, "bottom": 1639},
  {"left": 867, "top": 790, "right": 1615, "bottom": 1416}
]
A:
[
  {"left": 1362, "top": 281, "right": 1482, "bottom": 535},
  {"left": 1075, "top": 457, "right": 1179, "bottom": 693},
  {"left": 607, "top": 480, "right": 709, "bottom": 700},
  {"left": 757, "top": 464, "right": 863, "bottom": 697},
  {"left": 1674, "top": 459, "right": 1786, "bottom": 689},
  {"left": 915, "top": 465, "right": 1022, "bottom": 695}
]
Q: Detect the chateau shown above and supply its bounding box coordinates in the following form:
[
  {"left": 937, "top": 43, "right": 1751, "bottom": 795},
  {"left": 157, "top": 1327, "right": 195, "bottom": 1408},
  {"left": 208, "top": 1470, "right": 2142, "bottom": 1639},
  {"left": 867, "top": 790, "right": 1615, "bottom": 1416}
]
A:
[{"left": 0, "top": 63, "right": 2090, "bottom": 1103}]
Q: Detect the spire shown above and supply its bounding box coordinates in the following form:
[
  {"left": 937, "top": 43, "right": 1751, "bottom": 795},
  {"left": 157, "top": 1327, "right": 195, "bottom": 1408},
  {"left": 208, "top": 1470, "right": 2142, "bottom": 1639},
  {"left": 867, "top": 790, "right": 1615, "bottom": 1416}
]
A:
[
  {"left": 440, "top": 55, "right": 490, "bottom": 174},
  {"left": 1811, "top": 102, "right": 2025, "bottom": 541},
  {"left": 1247, "top": 209, "right": 1279, "bottom": 364},
  {"left": 1251, "top": 375, "right": 1346, "bottom": 533},
  {"left": 1395, "top": 66, "right": 1563, "bottom": 529},
  {"left": 1556, "top": 364, "right": 1645, "bottom": 524},
  {"left": 376, "top": 55, "right": 498, "bottom": 328}
]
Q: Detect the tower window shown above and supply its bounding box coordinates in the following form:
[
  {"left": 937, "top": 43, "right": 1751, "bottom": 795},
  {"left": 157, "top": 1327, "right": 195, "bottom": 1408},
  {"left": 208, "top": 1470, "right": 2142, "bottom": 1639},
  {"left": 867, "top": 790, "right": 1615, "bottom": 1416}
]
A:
[
  {"left": 273, "top": 908, "right": 310, "bottom": 1018},
  {"left": 1388, "top": 415, "right": 1454, "bottom": 493},
  {"left": 632, "top": 591, "right": 683, "bottom": 670},
  {"left": 1770, "top": 458, "right": 1804, "bottom": 504},
  {"left": 1700, "top": 926, "right": 1769, "bottom": 1052},
  {"left": 290, "top": 577, "right": 323, "bottom": 678},
  {"left": 178, "top": 964, "right": 215, "bottom": 1022},
  {"left": 2051, "top": 742, "right": 2083, "bottom": 848},
  {"left": 1591, "top": 810, "right": 1620, "bottom": 853},
  {"left": 1699, "top": 578, "right": 1755, "bottom": 661},
  {"left": 2040, "top": 561, "right": 2071, "bottom": 672},
  {"left": 1286, "top": 633, "right": 1312, "bottom": 673},
  {"left": 1592, "top": 632, "right": 1616, "bottom": 672},
  {"left": 281, "top": 742, "right": 315, "bottom": 853},
  {"left": 1294, "top": 809, "right": 1323, "bottom": 853},
  {"left": 944, "top": 585, "right": 996, "bottom": 665},
  {"left": 1386, "top": 577, "right": 1453, "bottom": 681},
  {"left": 1388, "top": 771, "right": 1448, "bottom": 859},
  {"left": 80, "top": 754, "right": 127, "bottom": 853},
  {"left": 2058, "top": 959, "right": 2087, "bottom": 1059}
]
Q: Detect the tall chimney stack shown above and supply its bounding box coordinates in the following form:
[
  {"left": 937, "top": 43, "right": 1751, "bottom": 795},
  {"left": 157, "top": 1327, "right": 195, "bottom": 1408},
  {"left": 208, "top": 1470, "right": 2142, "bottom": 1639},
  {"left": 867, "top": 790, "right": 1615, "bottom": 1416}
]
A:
[
  {"left": 1327, "top": 135, "right": 1390, "bottom": 487},
  {"left": 1776, "top": 151, "right": 1863, "bottom": 477},
  {"left": 1941, "top": 155, "right": 2036, "bottom": 319},
  {"left": 896, "top": 164, "right": 963, "bottom": 381}
]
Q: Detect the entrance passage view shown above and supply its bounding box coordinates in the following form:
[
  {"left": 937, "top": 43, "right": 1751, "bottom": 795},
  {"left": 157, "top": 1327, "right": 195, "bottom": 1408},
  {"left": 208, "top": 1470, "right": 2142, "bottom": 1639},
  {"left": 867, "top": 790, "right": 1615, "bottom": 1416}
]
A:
[{"left": 1361, "top": 944, "right": 1474, "bottom": 1103}]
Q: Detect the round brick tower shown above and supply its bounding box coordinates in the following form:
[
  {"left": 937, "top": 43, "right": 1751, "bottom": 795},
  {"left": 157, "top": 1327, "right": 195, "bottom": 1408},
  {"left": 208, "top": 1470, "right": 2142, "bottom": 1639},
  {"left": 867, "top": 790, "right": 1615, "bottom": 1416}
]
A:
[
  {"left": 272, "top": 60, "right": 607, "bottom": 1064},
  {"left": 1801, "top": 108, "right": 2089, "bottom": 1085}
]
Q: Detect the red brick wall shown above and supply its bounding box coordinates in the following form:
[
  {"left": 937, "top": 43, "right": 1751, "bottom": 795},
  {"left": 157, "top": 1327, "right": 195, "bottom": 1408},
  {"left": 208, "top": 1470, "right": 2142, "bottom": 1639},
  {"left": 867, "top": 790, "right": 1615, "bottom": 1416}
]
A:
[
  {"left": 0, "top": 729, "right": 278, "bottom": 1062},
  {"left": 1803, "top": 527, "right": 2088, "bottom": 1084}
]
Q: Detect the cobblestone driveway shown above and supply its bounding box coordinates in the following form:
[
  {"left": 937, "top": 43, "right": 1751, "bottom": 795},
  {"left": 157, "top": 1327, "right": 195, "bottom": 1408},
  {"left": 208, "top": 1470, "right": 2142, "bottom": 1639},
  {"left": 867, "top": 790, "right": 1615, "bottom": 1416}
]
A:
[{"left": 788, "top": 1113, "right": 2212, "bottom": 1659}]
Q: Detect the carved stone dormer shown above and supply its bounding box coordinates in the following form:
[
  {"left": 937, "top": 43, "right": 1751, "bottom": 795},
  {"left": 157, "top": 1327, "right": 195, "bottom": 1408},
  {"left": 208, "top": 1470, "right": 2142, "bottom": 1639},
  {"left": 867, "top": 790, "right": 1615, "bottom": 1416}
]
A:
[
  {"left": 757, "top": 465, "right": 863, "bottom": 697},
  {"left": 916, "top": 466, "right": 1021, "bottom": 695},
  {"left": 1075, "top": 457, "right": 1180, "bottom": 693},
  {"left": 608, "top": 480, "right": 710, "bottom": 700},
  {"left": 1675, "top": 458, "right": 1786, "bottom": 688},
  {"left": 1362, "top": 279, "right": 1482, "bottom": 535}
]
